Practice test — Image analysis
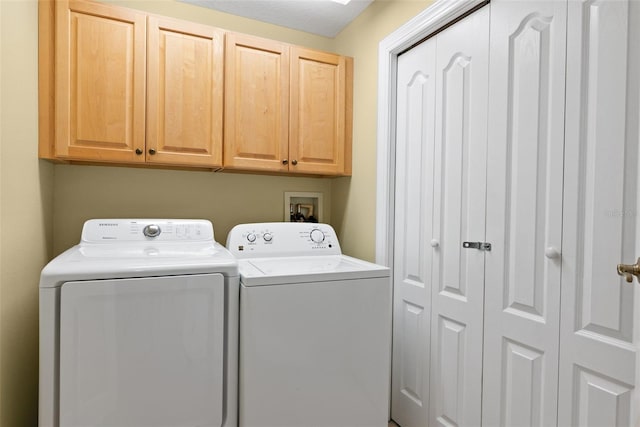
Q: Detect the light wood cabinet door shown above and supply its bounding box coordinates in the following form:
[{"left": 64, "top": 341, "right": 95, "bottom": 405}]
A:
[
  {"left": 55, "top": 0, "right": 146, "bottom": 162},
  {"left": 224, "top": 33, "right": 289, "bottom": 172},
  {"left": 147, "top": 17, "right": 224, "bottom": 168},
  {"left": 289, "top": 48, "right": 350, "bottom": 175}
]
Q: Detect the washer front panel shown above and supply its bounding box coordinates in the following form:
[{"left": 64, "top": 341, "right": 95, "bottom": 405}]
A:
[{"left": 239, "top": 276, "right": 391, "bottom": 427}]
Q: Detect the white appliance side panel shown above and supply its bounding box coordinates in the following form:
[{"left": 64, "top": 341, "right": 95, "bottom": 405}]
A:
[
  {"left": 59, "top": 274, "right": 225, "bottom": 427},
  {"left": 39, "top": 287, "right": 60, "bottom": 427},
  {"left": 239, "top": 277, "right": 392, "bottom": 427}
]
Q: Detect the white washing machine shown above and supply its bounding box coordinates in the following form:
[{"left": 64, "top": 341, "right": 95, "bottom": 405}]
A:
[
  {"left": 39, "top": 219, "right": 239, "bottom": 427},
  {"left": 226, "top": 222, "right": 391, "bottom": 427}
]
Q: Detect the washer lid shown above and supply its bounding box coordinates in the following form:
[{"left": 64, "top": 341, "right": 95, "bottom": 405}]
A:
[{"left": 238, "top": 255, "right": 389, "bottom": 286}]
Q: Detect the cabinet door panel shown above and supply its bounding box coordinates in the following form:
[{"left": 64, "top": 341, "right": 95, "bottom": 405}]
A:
[
  {"left": 55, "top": 0, "right": 146, "bottom": 162},
  {"left": 147, "top": 17, "right": 223, "bottom": 168},
  {"left": 290, "top": 48, "right": 348, "bottom": 175},
  {"left": 224, "top": 34, "right": 289, "bottom": 172},
  {"left": 482, "top": 2, "right": 567, "bottom": 426},
  {"left": 429, "top": 7, "right": 489, "bottom": 427}
]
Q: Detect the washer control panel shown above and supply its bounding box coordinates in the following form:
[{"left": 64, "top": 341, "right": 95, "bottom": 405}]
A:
[
  {"left": 81, "top": 219, "right": 215, "bottom": 243},
  {"left": 226, "top": 222, "right": 342, "bottom": 258}
]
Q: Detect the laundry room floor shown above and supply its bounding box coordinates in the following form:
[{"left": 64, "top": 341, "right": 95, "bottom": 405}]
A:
[{"left": 389, "top": 421, "right": 399, "bottom": 427}]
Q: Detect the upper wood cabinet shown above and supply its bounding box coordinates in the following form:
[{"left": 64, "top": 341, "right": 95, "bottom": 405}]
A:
[
  {"left": 40, "top": 0, "right": 353, "bottom": 176},
  {"left": 41, "top": 0, "right": 224, "bottom": 168},
  {"left": 224, "top": 33, "right": 353, "bottom": 176}
]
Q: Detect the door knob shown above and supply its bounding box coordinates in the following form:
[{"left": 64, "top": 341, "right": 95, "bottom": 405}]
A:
[
  {"left": 430, "top": 239, "right": 440, "bottom": 248},
  {"left": 616, "top": 257, "right": 640, "bottom": 283},
  {"left": 545, "top": 246, "right": 561, "bottom": 260},
  {"left": 148, "top": 148, "right": 156, "bottom": 155},
  {"left": 292, "top": 159, "right": 298, "bottom": 166}
]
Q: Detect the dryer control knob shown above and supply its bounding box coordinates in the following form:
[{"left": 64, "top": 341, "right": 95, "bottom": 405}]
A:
[
  {"left": 247, "top": 233, "right": 257, "bottom": 243},
  {"left": 143, "top": 224, "right": 161, "bottom": 238},
  {"left": 310, "top": 229, "right": 325, "bottom": 243},
  {"left": 263, "top": 232, "right": 273, "bottom": 242}
]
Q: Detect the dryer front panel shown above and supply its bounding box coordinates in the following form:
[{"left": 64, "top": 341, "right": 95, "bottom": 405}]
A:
[{"left": 59, "top": 273, "right": 225, "bottom": 427}]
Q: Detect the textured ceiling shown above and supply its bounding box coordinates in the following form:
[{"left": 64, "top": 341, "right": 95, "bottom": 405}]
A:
[{"left": 179, "top": 0, "right": 374, "bottom": 38}]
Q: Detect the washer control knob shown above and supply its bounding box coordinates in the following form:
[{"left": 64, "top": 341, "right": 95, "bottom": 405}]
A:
[
  {"left": 143, "top": 224, "right": 161, "bottom": 238},
  {"left": 310, "top": 229, "right": 325, "bottom": 244},
  {"left": 263, "top": 232, "right": 273, "bottom": 242},
  {"left": 246, "top": 233, "right": 257, "bottom": 243}
]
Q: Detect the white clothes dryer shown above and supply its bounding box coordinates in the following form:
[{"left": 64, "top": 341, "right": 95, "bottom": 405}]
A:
[
  {"left": 227, "top": 222, "right": 391, "bottom": 427},
  {"left": 39, "top": 219, "right": 239, "bottom": 427}
]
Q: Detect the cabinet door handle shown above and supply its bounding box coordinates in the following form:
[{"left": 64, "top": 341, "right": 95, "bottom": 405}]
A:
[
  {"left": 148, "top": 148, "right": 156, "bottom": 155},
  {"left": 292, "top": 159, "right": 298, "bottom": 166},
  {"left": 282, "top": 159, "right": 289, "bottom": 165},
  {"left": 135, "top": 148, "right": 143, "bottom": 155}
]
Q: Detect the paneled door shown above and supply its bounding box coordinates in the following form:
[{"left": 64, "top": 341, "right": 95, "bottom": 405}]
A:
[
  {"left": 429, "top": 7, "right": 489, "bottom": 427},
  {"left": 391, "top": 38, "right": 436, "bottom": 427},
  {"left": 558, "top": 0, "right": 640, "bottom": 424},
  {"left": 391, "top": 6, "right": 489, "bottom": 427},
  {"left": 481, "top": 1, "right": 568, "bottom": 426}
]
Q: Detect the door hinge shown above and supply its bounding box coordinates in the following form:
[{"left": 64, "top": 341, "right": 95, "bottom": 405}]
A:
[{"left": 463, "top": 241, "right": 492, "bottom": 251}]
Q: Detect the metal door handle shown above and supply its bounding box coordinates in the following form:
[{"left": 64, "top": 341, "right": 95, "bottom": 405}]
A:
[
  {"left": 617, "top": 257, "right": 640, "bottom": 283},
  {"left": 463, "top": 241, "right": 491, "bottom": 251}
]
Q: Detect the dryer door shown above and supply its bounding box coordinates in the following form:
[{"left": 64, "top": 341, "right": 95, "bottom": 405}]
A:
[{"left": 59, "top": 273, "right": 225, "bottom": 427}]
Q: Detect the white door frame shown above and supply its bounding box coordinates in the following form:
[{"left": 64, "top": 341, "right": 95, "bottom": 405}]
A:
[{"left": 375, "top": 0, "right": 487, "bottom": 267}]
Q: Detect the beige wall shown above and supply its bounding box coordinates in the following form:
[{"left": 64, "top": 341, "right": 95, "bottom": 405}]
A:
[
  {"left": 53, "top": 165, "right": 332, "bottom": 253},
  {"left": 0, "top": 1, "right": 3, "bottom": 422},
  {"left": 0, "top": 0, "right": 54, "bottom": 425},
  {"left": 0, "top": 0, "right": 433, "bottom": 425}
]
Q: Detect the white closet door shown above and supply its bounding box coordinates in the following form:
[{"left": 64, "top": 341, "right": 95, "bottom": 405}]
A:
[
  {"left": 559, "top": 0, "right": 640, "bottom": 425},
  {"left": 391, "top": 38, "right": 436, "bottom": 427},
  {"left": 482, "top": 1, "right": 568, "bottom": 426},
  {"left": 429, "top": 7, "right": 489, "bottom": 427}
]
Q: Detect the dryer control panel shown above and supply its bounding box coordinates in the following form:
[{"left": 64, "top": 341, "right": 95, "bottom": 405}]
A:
[
  {"left": 226, "top": 222, "right": 342, "bottom": 258},
  {"left": 81, "top": 219, "right": 215, "bottom": 243}
]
